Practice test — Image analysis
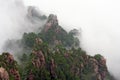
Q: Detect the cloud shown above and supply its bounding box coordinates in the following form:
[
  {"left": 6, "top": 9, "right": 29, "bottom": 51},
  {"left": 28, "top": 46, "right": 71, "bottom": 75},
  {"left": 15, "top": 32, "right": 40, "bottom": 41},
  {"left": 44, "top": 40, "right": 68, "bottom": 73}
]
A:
[
  {"left": 0, "top": 0, "right": 120, "bottom": 79},
  {"left": 0, "top": 0, "right": 46, "bottom": 53},
  {"left": 0, "top": 0, "right": 27, "bottom": 51}
]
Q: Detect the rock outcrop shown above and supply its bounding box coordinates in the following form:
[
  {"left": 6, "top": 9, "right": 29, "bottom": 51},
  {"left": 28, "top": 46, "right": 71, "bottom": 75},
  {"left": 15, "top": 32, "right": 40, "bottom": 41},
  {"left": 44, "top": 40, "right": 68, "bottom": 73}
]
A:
[
  {"left": 0, "top": 67, "right": 9, "bottom": 80},
  {"left": 26, "top": 71, "right": 35, "bottom": 80},
  {"left": 50, "top": 59, "right": 57, "bottom": 79},
  {"left": 32, "top": 50, "right": 45, "bottom": 68},
  {"left": 44, "top": 14, "right": 58, "bottom": 32},
  {"left": 0, "top": 53, "right": 20, "bottom": 80},
  {"left": 1, "top": 10, "right": 115, "bottom": 80}
]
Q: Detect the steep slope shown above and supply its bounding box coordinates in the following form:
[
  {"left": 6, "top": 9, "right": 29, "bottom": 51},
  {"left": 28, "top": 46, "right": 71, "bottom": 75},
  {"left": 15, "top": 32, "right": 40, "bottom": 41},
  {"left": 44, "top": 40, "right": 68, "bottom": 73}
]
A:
[
  {"left": 0, "top": 7, "right": 116, "bottom": 80},
  {"left": 20, "top": 39, "right": 108, "bottom": 80},
  {"left": 23, "top": 14, "right": 79, "bottom": 48},
  {"left": 20, "top": 14, "right": 115, "bottom": 80},
  {"left": 0, "top": 53, "right": 20, "bottom": 80}
]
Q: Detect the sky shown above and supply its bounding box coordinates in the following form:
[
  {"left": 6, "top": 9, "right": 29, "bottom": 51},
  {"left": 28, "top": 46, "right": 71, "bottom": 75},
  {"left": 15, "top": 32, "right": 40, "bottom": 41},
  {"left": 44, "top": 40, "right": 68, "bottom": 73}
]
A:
[
  {"left": 0, "top": 0, "right": 120, "bottom": 79},
  {"left": 24, "top": 0, "right": 120, "bottom": 79},
  {"left": 0, "top": 0, "right": 27, "bottom": 51}
]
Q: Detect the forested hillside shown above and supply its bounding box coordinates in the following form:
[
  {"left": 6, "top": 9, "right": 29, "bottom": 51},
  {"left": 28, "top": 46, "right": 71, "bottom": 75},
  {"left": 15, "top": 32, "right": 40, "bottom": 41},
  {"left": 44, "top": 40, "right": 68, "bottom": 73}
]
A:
[{"left": 0, "top": 7, "right": 116, "bottom": 80}]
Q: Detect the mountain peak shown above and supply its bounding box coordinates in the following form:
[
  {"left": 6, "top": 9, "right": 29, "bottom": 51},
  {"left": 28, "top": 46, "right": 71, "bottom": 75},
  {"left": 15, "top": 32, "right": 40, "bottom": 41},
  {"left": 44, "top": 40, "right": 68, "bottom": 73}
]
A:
[
  {"left": 47, "top": 14, "right": 58, "bottom": 25},
  {"left": 1, "top": 6, "right": 115, "bottom": 80},
  {"left": 44, "top": 14, "right": 58, "bottom": 32}
]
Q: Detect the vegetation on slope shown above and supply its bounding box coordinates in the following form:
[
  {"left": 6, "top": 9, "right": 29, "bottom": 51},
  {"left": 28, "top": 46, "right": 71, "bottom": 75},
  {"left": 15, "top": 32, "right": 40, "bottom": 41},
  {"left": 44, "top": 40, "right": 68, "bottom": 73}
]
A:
[{"left": 0, "top": 7, "right": 116, "bottom": 80}]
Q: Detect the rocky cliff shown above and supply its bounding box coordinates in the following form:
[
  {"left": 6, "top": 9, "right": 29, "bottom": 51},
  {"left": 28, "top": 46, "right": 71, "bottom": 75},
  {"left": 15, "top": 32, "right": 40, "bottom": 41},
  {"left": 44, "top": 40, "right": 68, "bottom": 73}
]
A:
[
  {"left": 0, "top": 53, "right": 20, "bottom": 80},
  {"left": 0, "top": 7, "right": 116, "bottom": 80}
]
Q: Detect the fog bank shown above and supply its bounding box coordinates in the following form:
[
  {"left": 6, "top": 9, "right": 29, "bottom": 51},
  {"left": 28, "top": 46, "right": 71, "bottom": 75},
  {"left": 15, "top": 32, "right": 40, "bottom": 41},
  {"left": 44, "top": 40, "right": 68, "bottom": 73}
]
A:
[
  {"left": 0, "top": 0, "right": 120, "bottom": 79},
  {"left": 0, "top": 0, "right": 46, "bottom": 53}
]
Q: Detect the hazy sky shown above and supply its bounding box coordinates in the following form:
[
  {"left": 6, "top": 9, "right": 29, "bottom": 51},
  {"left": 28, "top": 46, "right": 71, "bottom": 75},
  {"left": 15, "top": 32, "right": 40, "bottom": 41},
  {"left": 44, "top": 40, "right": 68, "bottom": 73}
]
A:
[
  {"left": 0, "top": 0, "right": 120, "bottom": 79},
  {"left": 24, "top": 0, "right": 120, "bottom": 79}
]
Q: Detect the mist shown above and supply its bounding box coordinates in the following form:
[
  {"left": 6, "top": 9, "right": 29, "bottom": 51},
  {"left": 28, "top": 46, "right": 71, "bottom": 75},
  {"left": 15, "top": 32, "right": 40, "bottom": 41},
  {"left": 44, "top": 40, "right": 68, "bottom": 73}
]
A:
[
  {"left": 24, "top": 0, "right": 120, "bottom": 79},
  {"left": 0, "top": 0, "right": 46, "bottom": 53},
  {"left": 0, "top": 0, "right": 120, "bottom": 79}
]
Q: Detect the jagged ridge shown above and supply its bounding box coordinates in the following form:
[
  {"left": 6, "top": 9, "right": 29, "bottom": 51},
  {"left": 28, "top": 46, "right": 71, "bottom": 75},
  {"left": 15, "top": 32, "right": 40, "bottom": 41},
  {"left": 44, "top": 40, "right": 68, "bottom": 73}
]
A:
[{"left": 0, "top": 7, "right": 116, "bottom": 80}]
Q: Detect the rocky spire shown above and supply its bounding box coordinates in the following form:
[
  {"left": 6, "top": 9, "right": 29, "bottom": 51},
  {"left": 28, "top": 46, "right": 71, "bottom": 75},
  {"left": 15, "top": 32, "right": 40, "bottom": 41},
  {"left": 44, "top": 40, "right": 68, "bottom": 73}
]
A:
[{"left": 44, "top": 14, "right": 58, "bottom": 32}]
